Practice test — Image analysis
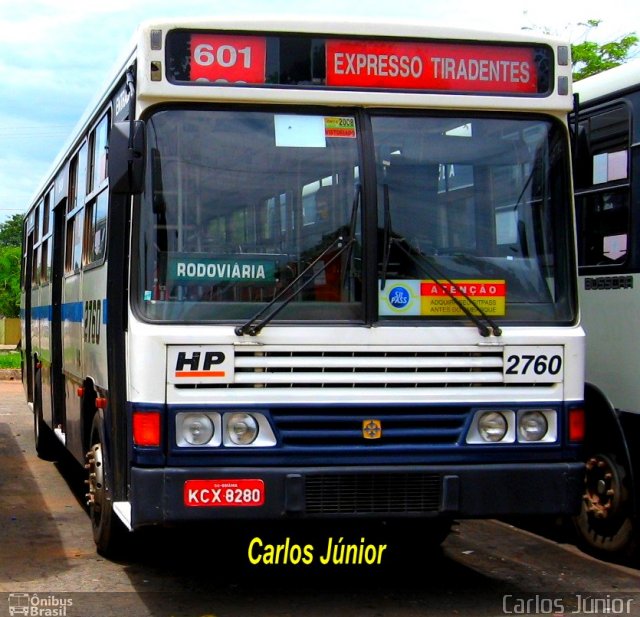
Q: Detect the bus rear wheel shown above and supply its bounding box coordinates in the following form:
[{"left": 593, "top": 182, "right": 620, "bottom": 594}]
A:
[
  {"left": 573, "top": 452, "right": 638, "bottom": 561},
  {"left": 86, "top": 412, "right": 129, "bottom": 558}
]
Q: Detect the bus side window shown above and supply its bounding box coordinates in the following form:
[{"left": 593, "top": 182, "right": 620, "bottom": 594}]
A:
[
  {"left": 578, "top": 190, "right": 629, "bottom": 266},
  {"left": 65, "top": 143, "right": 88, "bottom": 274},
  {"left": 85, "top": 191, "right": 108, "bottom": 265},
  {"left": 575, "top": 105, "right": 631, "bottom": 269},
  {"left": 65, "top": 209, "right": 85, "bottom": 273}
]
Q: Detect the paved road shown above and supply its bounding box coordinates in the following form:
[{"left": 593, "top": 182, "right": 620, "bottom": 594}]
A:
[{"left": 1, "top": 379, "right": 639, "bottom": 617}]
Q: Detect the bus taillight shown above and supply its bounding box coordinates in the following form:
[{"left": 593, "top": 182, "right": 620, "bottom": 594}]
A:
[
  {"left": 568, "top": 408, "right": 586, "bottom": 443},
  {"left": 133, "top": 410, "right": 161, "bottom": 446}
]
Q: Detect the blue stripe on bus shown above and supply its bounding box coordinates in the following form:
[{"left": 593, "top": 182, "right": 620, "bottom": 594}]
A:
[
  {"left": 61, "top": 302, "right": 84, "bottom": 322},
  {"left": 31, "top": 305, "right": 53, "bottom": 320},
  {"left": 28, "top": 300, "right": 108, "bottom": 324}
]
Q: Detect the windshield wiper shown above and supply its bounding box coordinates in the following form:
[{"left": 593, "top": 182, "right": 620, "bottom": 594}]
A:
[
  {"left": 234, "top": 236, "right": 355, "bottom": 336},
  {"left": 236, "top": 185, "right": 360, "bottom": 337},
  {"left": 379, "top": 181, "right": 500, "bottom": 337},
  {"left": 393, "top": 240, "right": 502, "bottom": 337}
]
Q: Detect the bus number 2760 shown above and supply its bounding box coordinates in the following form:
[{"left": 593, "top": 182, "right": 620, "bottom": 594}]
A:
[
  {"left": 83, "top": 299, "right": 102, "bottom": 345},
  {"left": 503, "top": 346, "right": 563, "bottom": 383}
]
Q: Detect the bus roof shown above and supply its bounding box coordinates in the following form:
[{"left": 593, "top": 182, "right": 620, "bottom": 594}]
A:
[
  {"left": 573, "top": 58, "right": 640, "bottom": 105},
  {"left": 137, "top": 15, "right": 568, "bottom": 45}
]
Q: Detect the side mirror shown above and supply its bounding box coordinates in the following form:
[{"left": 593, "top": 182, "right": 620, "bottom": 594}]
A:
[{"left": 108, "top": 120, "right": 145, "bottom": 194}]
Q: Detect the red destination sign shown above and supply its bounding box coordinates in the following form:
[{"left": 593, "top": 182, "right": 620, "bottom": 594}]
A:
[
  {"left": 326, "top": 40, "right": 537, "bottom": 93},
  {"left": 189, "top": 34, "right": 267, "bottom": 83}
]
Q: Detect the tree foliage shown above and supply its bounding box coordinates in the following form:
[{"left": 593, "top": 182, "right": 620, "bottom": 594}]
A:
[
  {"left": 572, "top": 19, "right": 639, "bottom": 80},
  {"left": 0, "top": 214, "right": 23, "bottom": 318},
  {"left": 0, "top": 245, "right": 21, "bottom": 317},
  {"left": 0, "top": 213, "right": 24, "bottom": 248}
]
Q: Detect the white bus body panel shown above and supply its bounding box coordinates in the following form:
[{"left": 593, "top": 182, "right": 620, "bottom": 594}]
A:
[
  {"left": 579, "top": 274, "right": 640, "bottom": 415},
  {"left": 126, "top": 317, "right": 584, "bottom": 407}
]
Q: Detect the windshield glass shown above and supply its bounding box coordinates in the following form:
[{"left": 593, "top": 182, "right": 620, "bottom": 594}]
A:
[
  {"left": 372, "top": 114, "right": 574, "bottom": 323},
  {"left": 138, "top": 109, "right": 363, "bottom": 322},
  {"left": 135, "top": 108, "right": 575, "bottom": 325}
]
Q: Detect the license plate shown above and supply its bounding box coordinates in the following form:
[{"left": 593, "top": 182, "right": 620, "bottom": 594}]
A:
[{"left": 184, "top": 479, "right": 265, "bottom": 507}]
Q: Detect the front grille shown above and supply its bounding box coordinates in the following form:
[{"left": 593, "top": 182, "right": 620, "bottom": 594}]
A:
[
  {"left": 305, "top": 473, "right": 441, "bottom": 514},
  {"left": 178, "top": 348, "right": 509, "bottom": 389},
  {"left": 167, "top": 346, "right": 562, "bottom": 406},
  {"left": 271, "top": 406, "right": 467, "bottom": 448}
]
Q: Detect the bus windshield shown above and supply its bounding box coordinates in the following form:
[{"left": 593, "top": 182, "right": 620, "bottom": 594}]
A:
[{"left": 136, "top": 108, "right": 575, "bottom": 325}]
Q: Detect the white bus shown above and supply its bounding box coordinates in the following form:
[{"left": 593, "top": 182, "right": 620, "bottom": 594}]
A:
[
  {"left": 572, "top": 59, "right": 640, "bottom": 561},
  {"left": 21, "top": 17, "right": 586, "bottom": 558}
]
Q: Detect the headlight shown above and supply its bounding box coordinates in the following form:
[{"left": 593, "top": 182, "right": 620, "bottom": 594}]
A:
[
  {"left": 518, "top": 409, "right": 558, "bottom": 443},
  {"left": 478, "top": 411, "right": 508, "bottom": 442},
  {"left": 466, "top": 408, "right": 557, "bottom": 445},
  {"left": 518, "top": 410, "right": 549, "bottom": 442},
  {"left": 226, "top": 412, "right": 259, "bottom": 445},
  {"left": 176, "top": 412, "right": 218, "bottom": 446},
  {"left": 181, "top": 413, "right": 214, "bottom": 445}
]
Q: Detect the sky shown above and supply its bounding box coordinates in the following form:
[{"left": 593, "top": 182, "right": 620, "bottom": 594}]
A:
[{"left": 1, "top": 0, "right": 639, "bottom": 226}]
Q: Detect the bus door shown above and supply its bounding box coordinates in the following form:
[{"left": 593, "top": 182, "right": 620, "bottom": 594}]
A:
[
  {"left": 22, "top": 232, "right": 34, "bottom": 404},
  {"left": 50, "top": 200, "right": 67, "bottom": 436}
]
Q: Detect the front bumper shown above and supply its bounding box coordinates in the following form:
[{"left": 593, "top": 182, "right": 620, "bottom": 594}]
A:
[{"left": 127, "top": 462, "right": 584, "bottom": 528}]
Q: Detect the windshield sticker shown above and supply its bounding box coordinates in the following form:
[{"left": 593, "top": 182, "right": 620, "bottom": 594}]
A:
[
  {"left": 168, "top": 254, "right": 278, "bottom": 284},
  {"left": 379, "top": 280, "right": 421, "bottom": 315},
  {"left": 274, "top": 115, "right": 326, "bottom": 148},
  {"left": 379, "top": 279, "right": 506, "bottom": 316},
  {"left": 324, "top": 117, "right": 356, "bottom": 138}
]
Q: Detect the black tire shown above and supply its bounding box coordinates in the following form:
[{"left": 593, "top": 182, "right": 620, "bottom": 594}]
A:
[
  {"left": 86, "top": 411, "right": 130, "bottom": 558},
  {"left": 33, "top": 368, "right": 58, "bottom": 461},
  {"left": 573, "top": 452, "right": 639, "bottom": 562}
]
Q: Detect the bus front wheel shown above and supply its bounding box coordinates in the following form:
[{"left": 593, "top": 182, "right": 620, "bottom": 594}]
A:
[
  {"left": 573, "top": 452, "right": 638, "bottom": 561},
  {"left": 86, "top": 412, "right": 128, "bottom": 558}
]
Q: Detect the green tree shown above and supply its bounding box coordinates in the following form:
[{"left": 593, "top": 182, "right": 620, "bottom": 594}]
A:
[
  {"left": 0, "top": 215, "right": 23, "bottom": 317},
  {"left": 572, "top": 19, "right": 638, "bottom": 80},
  {"left": 0, "top": 245, "right": 21, "bottom": 317},
  {"left": 0, "top": 213, "right": 24, "bottom": 247}
]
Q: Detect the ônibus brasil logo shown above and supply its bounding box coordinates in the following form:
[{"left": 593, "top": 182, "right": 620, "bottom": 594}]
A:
[{"left": 8, "top": 593, "right": 73, "bottom": 616}]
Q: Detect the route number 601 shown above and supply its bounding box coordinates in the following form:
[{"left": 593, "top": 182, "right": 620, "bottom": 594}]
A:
[
  {"left": 503, "top": 346, "right": 563, "bottom": 383},
  {"left": 193, "top": 43, "right": 253, "bottom": 69},
  {"left": 189, "top": 35, "right": 266, "bottom": 83}
]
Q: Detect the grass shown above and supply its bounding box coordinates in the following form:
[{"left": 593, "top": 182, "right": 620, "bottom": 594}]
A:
[{"left": 0, "top": 350, "right": 21, "bottom": 369}]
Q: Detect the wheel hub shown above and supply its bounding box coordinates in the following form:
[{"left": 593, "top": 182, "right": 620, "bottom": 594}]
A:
[
  {"left": 85, "top": 443, "right": 105, "bottom": 521},
  {"left": 582, "top": 453, "right": 624, "bottom": 520}
]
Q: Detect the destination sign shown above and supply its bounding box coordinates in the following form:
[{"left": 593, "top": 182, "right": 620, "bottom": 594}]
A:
[
  {"left": 166, "top": 31, "right": 550, "bottom": 94},
  {"left": 167, "top": 254, "right": 278, "bottom": 283},
  {"left": 326, "top": 40, "right": 537, "bottom": 93}
]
